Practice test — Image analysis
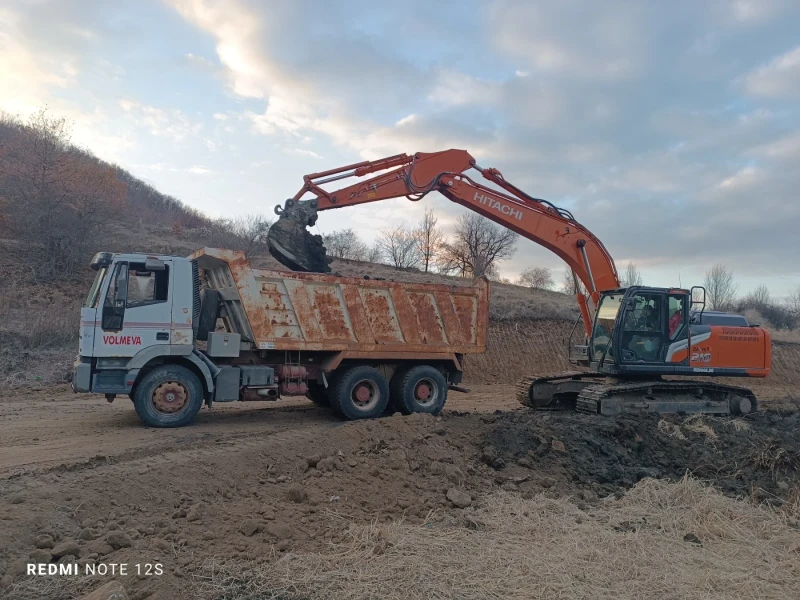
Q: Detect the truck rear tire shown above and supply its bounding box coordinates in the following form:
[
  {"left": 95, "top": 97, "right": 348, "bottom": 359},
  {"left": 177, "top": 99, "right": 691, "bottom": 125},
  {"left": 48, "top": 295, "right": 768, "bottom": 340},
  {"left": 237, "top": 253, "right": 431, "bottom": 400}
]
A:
[
  {"left": 392, "top": 365, "right": 447, "bottom": 415},
  {"left": 330, "top": 366, "right": 389, "bottom": 420},
  {"left": 132, "top": 365, "right": 204, "bottom": 428}
]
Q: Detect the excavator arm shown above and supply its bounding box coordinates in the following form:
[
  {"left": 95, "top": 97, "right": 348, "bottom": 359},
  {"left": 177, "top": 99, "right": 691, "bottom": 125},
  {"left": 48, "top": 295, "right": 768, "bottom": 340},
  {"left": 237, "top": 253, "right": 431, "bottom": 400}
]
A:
[{"left": 267, "top": 149, "right": 620, "bottom": 337}]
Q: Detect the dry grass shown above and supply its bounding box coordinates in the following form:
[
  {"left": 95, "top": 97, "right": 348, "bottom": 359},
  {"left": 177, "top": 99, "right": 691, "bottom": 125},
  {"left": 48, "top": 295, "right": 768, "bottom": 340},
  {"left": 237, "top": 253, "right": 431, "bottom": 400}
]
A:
[
  {"left": 683, "top": 415, "right": 719, "bottom": 440},
  {"left": 771, "top": 330, "right": 800, "bottom": 343},
  {"left": 0, "top": 284, "right": 79, "bottom": 385},
  {"left": 750, "top": 444, "right": 800, "bottom": 481},
  {"left": 192, "top": 476, "right": 800, "bottom": 600}
]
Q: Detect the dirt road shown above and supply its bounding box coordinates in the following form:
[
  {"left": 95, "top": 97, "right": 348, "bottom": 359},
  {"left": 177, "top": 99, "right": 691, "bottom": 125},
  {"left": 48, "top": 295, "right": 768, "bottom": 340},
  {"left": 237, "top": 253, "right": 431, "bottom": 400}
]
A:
[{"left": 0, "top": 385, "right": 517, "bottom": 476}]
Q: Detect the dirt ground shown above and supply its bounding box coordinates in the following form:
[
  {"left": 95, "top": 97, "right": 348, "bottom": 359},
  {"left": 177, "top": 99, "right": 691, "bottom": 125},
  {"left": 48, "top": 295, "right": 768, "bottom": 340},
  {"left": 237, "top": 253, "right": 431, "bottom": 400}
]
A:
[{"left": 1, "top": 384, "right": 799, "bottom": 599}]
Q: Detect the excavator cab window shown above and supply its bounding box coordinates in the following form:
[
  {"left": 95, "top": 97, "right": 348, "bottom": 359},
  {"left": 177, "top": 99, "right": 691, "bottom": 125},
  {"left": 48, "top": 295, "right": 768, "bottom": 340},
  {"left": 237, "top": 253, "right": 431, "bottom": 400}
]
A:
[
  {"left": 590, "top": 293, "right": 623, "bottom": 362},
  {"left": 619, "top": 293, "right": 665, "bottom": 363}
]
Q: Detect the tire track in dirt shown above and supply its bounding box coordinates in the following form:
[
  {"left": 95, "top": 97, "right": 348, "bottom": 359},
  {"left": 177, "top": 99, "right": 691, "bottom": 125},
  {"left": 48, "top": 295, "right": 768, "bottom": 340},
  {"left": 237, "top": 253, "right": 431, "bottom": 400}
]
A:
[{"left": 0, "top": 408, "right": 342, "bottom": 480}]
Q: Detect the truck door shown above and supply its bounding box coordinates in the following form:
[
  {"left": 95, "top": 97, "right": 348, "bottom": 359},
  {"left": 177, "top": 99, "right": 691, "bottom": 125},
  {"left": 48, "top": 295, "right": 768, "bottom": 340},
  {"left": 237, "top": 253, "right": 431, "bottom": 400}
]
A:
[
  {"left": 80, "top": 267, "right": 109, "bottom": 356},
  {"left": 93, "top": 259, "right": 174, "bottom": 358}
]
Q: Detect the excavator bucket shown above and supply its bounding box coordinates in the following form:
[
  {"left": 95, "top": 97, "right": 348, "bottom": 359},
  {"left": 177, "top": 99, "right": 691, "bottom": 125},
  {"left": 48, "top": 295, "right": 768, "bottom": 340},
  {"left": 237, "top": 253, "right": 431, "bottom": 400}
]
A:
[{"left": 267, "top": 199, "right": 332, "bottom": 273}]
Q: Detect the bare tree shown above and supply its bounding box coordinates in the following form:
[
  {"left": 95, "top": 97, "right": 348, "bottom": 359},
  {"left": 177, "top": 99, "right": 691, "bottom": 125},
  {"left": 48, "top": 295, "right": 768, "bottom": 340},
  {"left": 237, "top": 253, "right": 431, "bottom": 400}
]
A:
[
  {"left": 787, "top": 285, "right": 800, "bottom": 318},
  {"left": 620, "top": 262, "right": 643, "bottom": 287},
  {"left": 201, "top": 214, "right": 272, "bottom": 257},
  {"left": 703, "top": 263, "right": 738, "bottom": 310},
  {"left": 741, "top": 284, "right": 771, "bottom": 310},
  {"left": 375, "top": 224, "right": 420, "bottom": 269},
  {"left": 517, "top": 266, "right": 554, "bottom": 290},
  {"left": 437, "top": 213, "right": 517, "bottom": 277},
  {"left": 0, "top": 108, "right": 126, "bottom": 281},
  {"left": 560, "top": 269, "right": 586, "bottom": 295},
  {"left": 366, "top": 243, "right": 383, "bottom": 264},
  {"left": 322, "top": 228, "right": 368, "bottom": 261},
  {"left": 231, "top": 214, "right": 272, "bottom": 258},
  {"left": 413, "top": 207, "right": 444, "bottom": 272}
]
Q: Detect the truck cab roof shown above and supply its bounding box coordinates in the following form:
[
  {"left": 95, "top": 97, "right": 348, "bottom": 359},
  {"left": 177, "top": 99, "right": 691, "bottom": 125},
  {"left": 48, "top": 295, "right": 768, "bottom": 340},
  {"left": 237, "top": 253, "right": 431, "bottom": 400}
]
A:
[{"left": 90, "top": 251, "right": 186, "bottom": 270}]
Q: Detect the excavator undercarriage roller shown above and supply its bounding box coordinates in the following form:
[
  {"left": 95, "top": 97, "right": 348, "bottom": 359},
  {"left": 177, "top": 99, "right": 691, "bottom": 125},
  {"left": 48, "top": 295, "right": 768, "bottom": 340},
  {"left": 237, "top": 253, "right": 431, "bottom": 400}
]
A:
[{"left": 517, "top": 373, "right": 758, "bottom": 417}]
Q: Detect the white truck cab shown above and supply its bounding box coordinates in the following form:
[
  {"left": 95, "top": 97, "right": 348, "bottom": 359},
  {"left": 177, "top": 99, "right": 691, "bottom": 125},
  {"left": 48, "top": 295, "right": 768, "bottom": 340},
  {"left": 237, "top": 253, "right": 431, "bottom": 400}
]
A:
[
  {"left": 72, "top": 252, "right": 217, "bottom": 427},
  {"left": 79, "top": 252, "right": 195, "bottom": 358}
]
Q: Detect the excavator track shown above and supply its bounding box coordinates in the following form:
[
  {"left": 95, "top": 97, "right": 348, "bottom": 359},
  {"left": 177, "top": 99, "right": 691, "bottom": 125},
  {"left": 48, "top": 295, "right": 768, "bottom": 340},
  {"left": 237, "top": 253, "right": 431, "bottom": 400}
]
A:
[
  {"left": 517, "top": 372, "right": 758, "bottom": 416},
  {"left": 516, "top": 371, "right": 606, "bottom": 410},
  {"left": 575, "top": 380, "right": 758, "bottom": 416}
]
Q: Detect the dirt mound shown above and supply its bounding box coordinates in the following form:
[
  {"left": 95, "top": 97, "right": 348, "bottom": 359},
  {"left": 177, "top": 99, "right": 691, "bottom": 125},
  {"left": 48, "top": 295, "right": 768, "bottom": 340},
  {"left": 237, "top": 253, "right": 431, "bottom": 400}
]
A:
[
  {"left": 483, "top": 410, "right": 800, "bottom": 502},
  {"left": 2, "top": 398, "right": 799, "bottom": 599}
]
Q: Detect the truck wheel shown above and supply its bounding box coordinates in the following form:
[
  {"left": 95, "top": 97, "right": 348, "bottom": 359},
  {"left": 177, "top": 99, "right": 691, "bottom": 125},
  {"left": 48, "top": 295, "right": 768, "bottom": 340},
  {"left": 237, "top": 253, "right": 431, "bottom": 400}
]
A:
[
  {"left": 330, "top": 366, "right": 389, "bottom": 420},
  {"left": 132, "top": 365, "right": 204, "bottom": 428},
  {"left": 393, "top": 365, "right": 447, "bottom": 415},
  {"left": 307, "top": 380, "right": 330, "bottom": 407},
  {"left": 196, "top": 288, "right": 219, "bottom": 342}
]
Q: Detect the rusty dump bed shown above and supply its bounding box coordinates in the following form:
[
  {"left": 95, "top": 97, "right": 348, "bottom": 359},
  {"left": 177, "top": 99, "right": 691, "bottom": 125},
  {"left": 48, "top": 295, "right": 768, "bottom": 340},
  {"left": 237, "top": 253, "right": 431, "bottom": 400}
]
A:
[{"left": 190, "top": 248, "right": 489, "bottom": 355}]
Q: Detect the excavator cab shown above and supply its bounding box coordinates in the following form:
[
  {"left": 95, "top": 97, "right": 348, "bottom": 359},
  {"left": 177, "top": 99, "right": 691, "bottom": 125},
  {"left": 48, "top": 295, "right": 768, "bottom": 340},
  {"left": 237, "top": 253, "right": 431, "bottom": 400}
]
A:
[{"left": 575, "top": 286, "right": 694, "bottom": 375}]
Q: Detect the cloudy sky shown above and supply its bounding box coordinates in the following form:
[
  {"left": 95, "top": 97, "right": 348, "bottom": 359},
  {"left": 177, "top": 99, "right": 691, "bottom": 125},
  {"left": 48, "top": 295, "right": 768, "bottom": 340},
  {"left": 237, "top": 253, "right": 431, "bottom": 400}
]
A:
[{"left": 2, "top": 0, "right": 799, "bottom": 296}]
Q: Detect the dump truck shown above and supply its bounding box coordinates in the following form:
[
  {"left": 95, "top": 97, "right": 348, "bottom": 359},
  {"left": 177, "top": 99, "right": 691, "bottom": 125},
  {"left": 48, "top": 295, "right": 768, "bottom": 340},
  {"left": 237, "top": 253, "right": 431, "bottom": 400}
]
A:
[{"left": 72, "top": 248, "right": 489, "bottom": 427}]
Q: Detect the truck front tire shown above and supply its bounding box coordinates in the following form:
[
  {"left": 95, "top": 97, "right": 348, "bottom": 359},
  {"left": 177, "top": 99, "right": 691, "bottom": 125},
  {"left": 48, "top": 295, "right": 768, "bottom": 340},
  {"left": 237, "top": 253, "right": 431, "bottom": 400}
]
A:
[
  {"left": 330, "top": 366, "right": 389, "bottom": 420},
  {"left": 391, "top": 365, "right": 447, "bottom": 415},
  {"left": 132, "top": 365, "right": 204, "bottom": 428}
]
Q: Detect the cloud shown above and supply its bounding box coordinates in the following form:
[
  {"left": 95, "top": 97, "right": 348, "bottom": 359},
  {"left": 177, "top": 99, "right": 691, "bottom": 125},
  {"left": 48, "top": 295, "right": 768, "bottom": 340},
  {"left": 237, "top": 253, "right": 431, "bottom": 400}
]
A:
[
  {"left": 0, "top": 6, "right": 75, "bottom": 114},
  {"left": 751, "top": 131, "right": 800, "bottom": 160},
  {"left": 118, "top": 99, "right": 202, "bottom": 141},
  {"left": 487, "top": 1, "right": 647, "bottom": 81},
  {"left": 187, "top": 165, "right": 214, "bottom": 174},
  {"left": 716, "top": 166, "right": 764, "bottom": 191},
  {"left": 729, "top": 0, "right": 786, "bottom": 23},
  {"left": 284, "top": 148, "right": 322, "bottom": 159},
  {"left": 744, "top": 46, "right": 800, "bottom": 98},
  {"left": 184, "top": 52, "right": 217, "bottom": 71}
]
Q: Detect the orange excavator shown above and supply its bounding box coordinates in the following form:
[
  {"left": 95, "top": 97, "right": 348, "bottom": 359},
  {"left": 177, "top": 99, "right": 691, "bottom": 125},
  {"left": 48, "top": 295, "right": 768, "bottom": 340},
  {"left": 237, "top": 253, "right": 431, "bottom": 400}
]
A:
[{"left": 267, "top": 149, "right": 771, "bottom": 415}]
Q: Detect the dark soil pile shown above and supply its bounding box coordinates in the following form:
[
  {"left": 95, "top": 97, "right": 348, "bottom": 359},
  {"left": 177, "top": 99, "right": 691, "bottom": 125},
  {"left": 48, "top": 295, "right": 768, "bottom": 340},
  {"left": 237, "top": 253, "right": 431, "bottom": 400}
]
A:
[{"left": 481, "top": 409, "right": 800, "bottom": 503}]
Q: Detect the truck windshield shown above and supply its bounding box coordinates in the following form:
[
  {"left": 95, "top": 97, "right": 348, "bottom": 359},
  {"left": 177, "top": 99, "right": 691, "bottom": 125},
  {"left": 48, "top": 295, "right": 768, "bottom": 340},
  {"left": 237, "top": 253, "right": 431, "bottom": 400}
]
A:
[
  {"left": 85, "top": 267, "right": 108, "bottom": 308},
  {"left": 591, "top": 293, "right": 623, "bottom": 361}
]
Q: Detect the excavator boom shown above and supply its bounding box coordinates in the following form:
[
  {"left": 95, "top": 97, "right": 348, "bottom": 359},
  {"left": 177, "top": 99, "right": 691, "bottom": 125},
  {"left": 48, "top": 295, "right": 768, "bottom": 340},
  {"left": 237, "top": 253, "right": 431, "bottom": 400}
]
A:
[{"left": 268, "top": 149, "right": 620, "bottom": 337}]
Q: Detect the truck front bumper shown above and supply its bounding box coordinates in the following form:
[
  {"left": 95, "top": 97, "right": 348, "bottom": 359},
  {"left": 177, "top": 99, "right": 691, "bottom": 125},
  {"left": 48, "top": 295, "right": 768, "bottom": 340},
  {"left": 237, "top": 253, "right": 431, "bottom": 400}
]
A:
[{"left": 72, "top": 358, "right": 92, "bottom": 393}]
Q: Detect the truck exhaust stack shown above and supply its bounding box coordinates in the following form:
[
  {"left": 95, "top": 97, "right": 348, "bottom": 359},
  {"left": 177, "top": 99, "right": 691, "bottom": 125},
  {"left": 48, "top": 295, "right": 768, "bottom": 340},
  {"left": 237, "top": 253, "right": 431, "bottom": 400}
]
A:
[{"left": 267, "top": 198, "right": 332, "bottom": 273}]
